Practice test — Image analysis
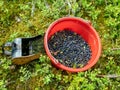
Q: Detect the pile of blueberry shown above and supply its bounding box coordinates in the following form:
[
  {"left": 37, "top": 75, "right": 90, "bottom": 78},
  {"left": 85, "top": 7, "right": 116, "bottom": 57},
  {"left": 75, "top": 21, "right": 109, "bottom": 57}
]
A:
[{"left": 48, "top": 30, "right": 92, "bottom": 68}]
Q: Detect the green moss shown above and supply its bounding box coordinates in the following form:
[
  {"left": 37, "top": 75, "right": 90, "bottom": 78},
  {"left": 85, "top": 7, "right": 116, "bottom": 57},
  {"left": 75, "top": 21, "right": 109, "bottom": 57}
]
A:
[{"left": 0, "top": 0, "right": 120, "bottom": 90}]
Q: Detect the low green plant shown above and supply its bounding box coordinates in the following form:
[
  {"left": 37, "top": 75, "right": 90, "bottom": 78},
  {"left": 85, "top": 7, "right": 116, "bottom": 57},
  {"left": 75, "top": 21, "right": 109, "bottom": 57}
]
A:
[
  {"left": 0, "top": 0, "right": 120, "bottom": 90},
  {"left": 0, "top": 58, "right": 11, "bottom": 90}
]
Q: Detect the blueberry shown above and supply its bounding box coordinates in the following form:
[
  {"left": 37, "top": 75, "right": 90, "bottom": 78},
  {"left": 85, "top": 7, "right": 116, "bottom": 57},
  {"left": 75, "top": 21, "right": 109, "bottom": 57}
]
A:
[{"left": 48, "top": 29, "right": 92, "bottom": 68}]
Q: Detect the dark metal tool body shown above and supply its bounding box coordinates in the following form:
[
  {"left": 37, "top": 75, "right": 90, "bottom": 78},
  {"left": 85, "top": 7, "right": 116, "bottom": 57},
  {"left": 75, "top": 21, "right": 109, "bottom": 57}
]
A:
[{"left": 2, "top": 35, "right": 42, "bottom": 65}]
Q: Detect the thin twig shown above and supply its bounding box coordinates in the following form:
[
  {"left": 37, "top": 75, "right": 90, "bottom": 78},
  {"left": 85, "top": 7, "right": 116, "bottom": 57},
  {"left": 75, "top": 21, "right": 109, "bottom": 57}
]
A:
[
  {"left": 66, "top": 0, "right": 72, "bottom": 16},
  {"left": 104, "top": 0, "right": 107, "bottom": 6},
  {"left": 44, "top": 0, "right": 50, "bottom": 9},
  {"left": 111, "top": 48, "right": 120, "bottom": 50},
  {"left": 97, "top": 74, "right": 120, "bottom": 78},
  {"left": 5, "top": 81, "right": 16, "bottom": 87},
  {"left": 59, "top": 2, "right": 67, "bottom": 10},
  {"left": 31, "top": 0, "right": 35, "bottom": 17},
  {"left": 72, "top": 0, "right": 77, "bottom": 15}
]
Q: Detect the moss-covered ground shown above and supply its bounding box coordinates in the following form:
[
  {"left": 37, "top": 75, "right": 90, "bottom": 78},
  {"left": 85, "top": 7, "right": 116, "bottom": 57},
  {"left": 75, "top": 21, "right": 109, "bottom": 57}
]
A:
[{"left": 0, "top": 0, "right": 120, "bottom": 90}]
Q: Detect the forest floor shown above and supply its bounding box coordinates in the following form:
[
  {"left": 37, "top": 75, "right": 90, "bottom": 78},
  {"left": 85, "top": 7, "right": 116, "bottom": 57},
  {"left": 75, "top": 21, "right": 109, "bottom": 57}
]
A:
[{"left": 0, "top": 0, "right": 120, "bottom": 90}]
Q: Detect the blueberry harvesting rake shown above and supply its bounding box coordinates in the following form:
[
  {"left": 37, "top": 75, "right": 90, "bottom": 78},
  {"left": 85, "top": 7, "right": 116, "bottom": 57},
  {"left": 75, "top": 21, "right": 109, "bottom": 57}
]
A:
[{"left": 2, "top": 35, "right": 42, "bottom": 65}]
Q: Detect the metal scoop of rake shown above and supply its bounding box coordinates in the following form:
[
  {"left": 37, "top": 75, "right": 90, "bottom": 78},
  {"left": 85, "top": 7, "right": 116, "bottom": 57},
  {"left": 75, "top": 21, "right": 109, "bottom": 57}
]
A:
[{"left": 2, "top": 35, "right": 42, "bottom": 65}]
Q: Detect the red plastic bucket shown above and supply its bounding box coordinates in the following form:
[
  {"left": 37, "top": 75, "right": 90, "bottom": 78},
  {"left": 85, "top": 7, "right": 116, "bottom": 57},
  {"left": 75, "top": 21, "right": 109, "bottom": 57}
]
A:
[{"left": 44, "top": 17, "right": 101, "bottom": 72}]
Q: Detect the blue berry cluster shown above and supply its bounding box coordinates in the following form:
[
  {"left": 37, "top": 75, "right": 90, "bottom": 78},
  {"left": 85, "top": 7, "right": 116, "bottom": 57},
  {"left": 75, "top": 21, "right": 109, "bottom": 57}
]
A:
[{"left": 48, "top": 30, "right": 92, "bottom": 68}]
